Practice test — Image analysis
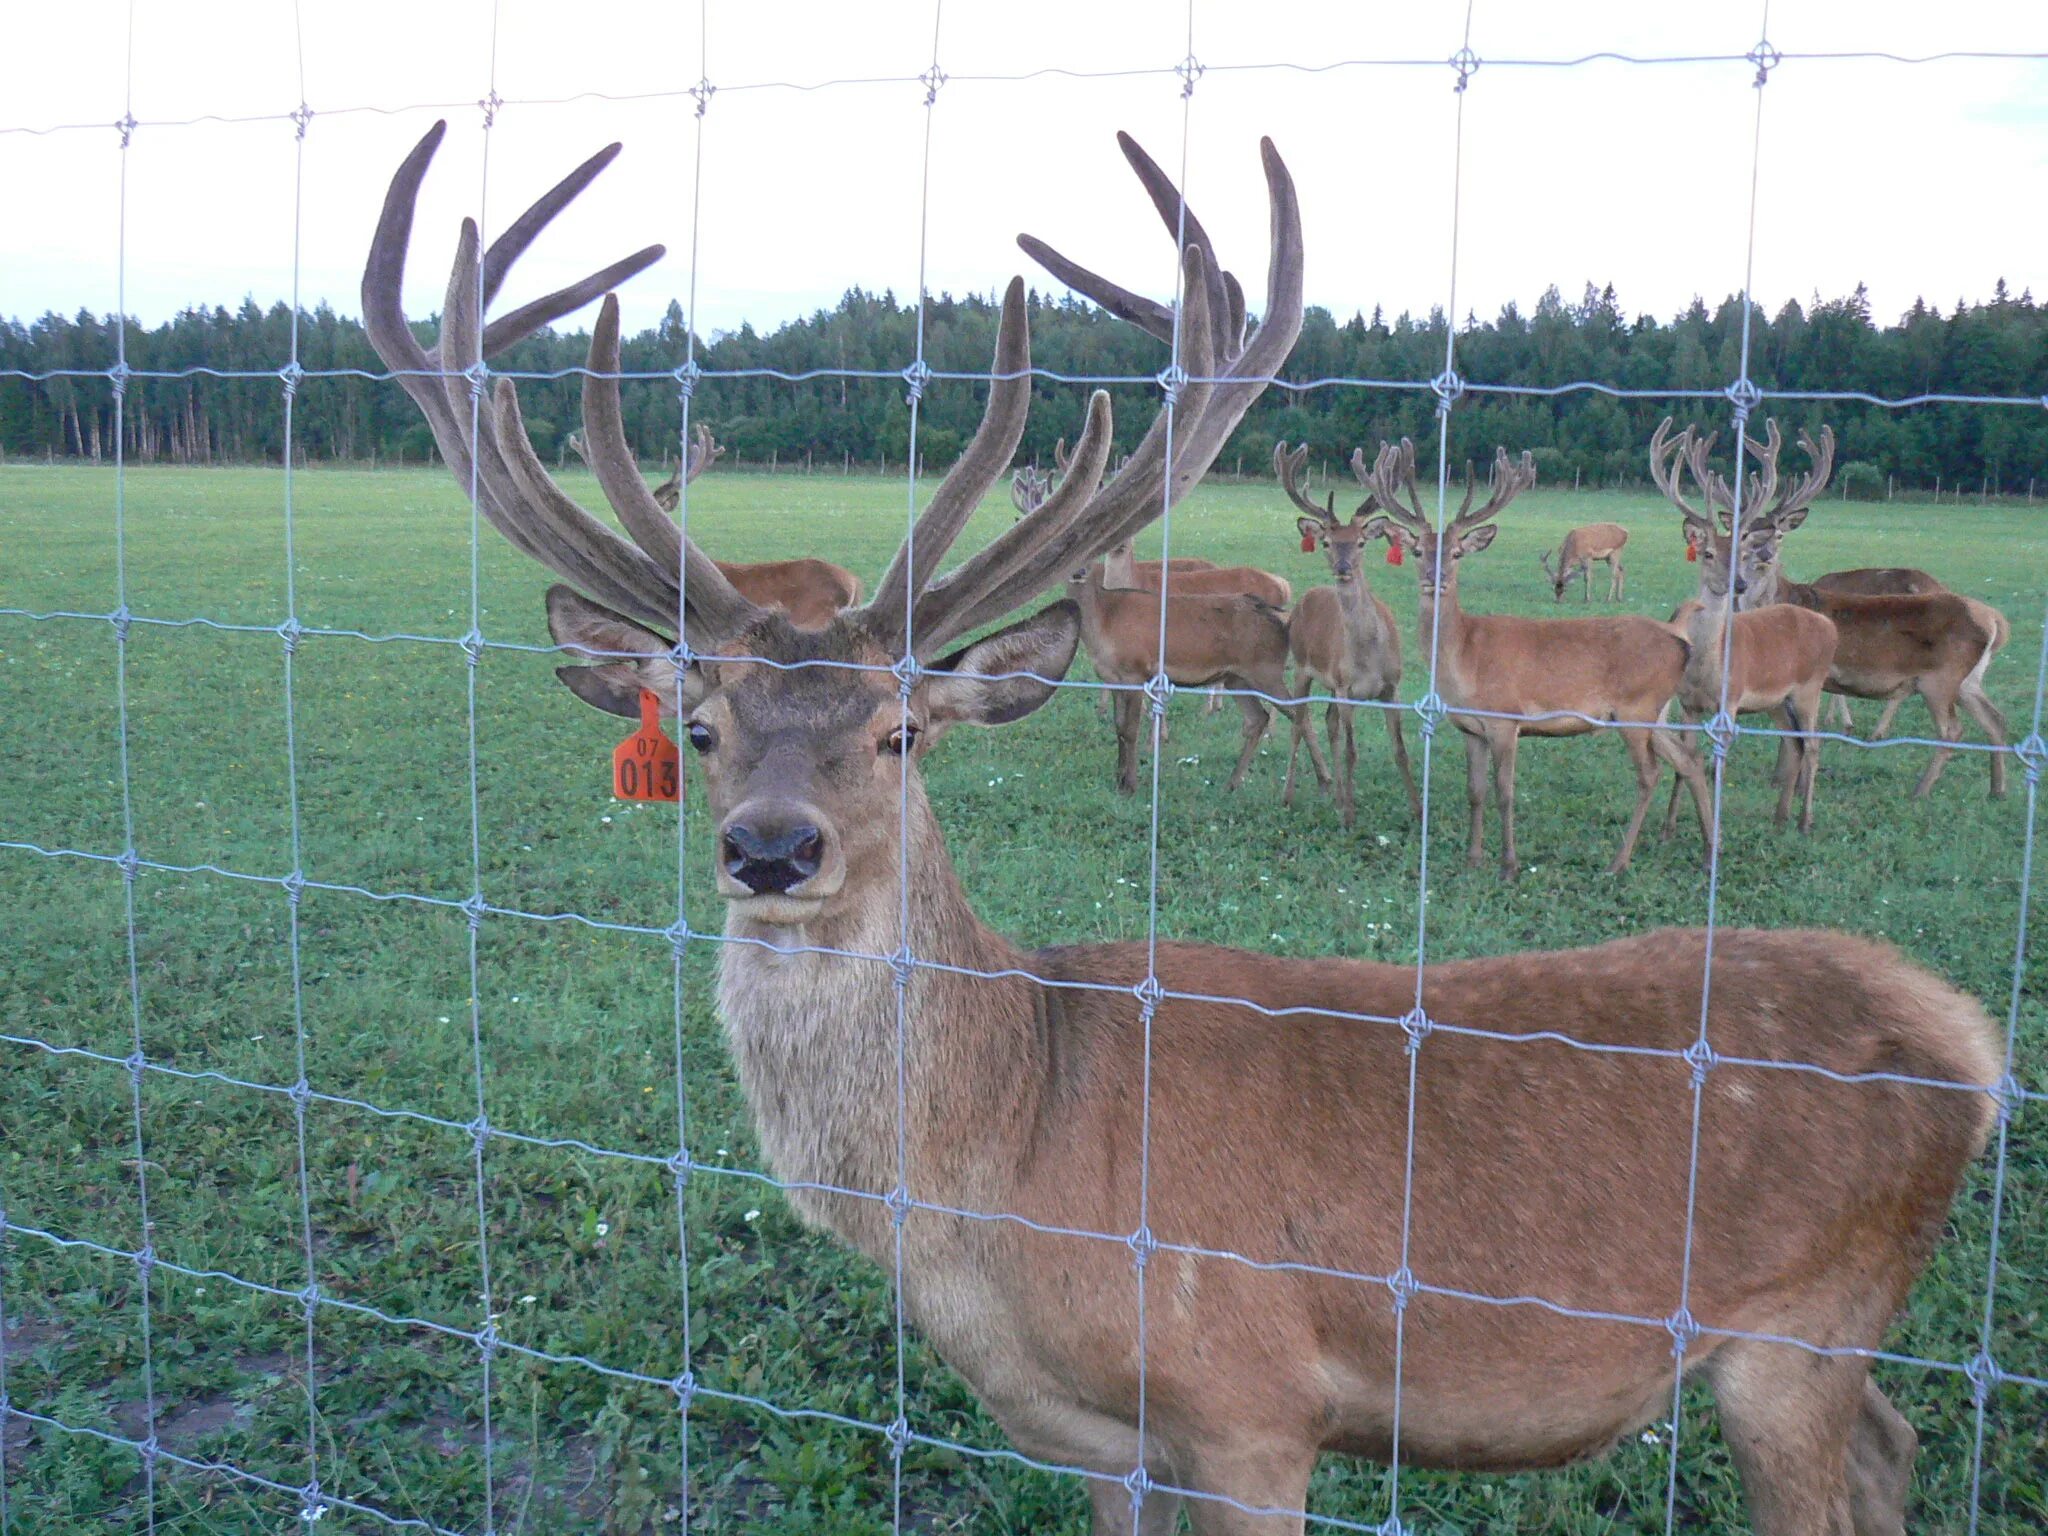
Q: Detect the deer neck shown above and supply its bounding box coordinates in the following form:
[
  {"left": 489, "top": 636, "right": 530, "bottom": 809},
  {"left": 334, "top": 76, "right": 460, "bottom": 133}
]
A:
[
  {"left": 1102, "top": 545, "right": 1138, "bottom": 587},
  {"left": 716, "top": 781, "right": 1042, "bottom": 1262},
  {"left": 1334, "top": 574, "right": 1387, "bottom": 647},
  {"left": 1682, "top": 593, "right": 1733, "bottom": 702},
  {"left": 1415, "top": 578, "right": 1465, "bottom": 681}
]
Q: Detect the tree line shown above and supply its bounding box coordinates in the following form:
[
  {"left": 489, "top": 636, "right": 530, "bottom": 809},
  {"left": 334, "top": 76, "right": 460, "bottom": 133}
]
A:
[{"left": 3, "top": 280, "right": 2044, "bottom": 495}]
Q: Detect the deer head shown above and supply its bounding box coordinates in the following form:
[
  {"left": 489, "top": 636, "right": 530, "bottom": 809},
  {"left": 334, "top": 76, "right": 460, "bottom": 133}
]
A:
[
  {"left": 1650, "top": 416, "right": 1834, "bottom": 610},
  {"left": 363, "top": 122, "right": 1302, "bottom": 927},
  {"left": 1355, "top": 438, "right": 1536, "bottom": 600},
  {"left": 1275, "top": 440, "right": 1378, "bottom": 585}
]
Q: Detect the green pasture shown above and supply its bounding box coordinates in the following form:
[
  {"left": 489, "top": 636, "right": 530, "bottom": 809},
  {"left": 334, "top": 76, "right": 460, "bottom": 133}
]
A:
[{"left": 0, "top": 461, "right": 2044, "bottom": 1533}]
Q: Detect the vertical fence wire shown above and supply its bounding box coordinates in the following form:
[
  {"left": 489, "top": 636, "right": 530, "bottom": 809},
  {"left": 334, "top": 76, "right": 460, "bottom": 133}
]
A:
[
  {"left": 667, "top": 1, "right": 715, "bottom": 1524},
  {"left": 463, "top": 8, "right": 509, "bottom": 1530},
  {"left": 108, "top": 0, "right": 163, "bottom": 1526}
]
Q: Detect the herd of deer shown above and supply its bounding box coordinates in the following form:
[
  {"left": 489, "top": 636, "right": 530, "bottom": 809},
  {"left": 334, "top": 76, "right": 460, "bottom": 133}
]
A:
[{"left": 361, "top": 122, "right": 2009, "bottom": 1533}]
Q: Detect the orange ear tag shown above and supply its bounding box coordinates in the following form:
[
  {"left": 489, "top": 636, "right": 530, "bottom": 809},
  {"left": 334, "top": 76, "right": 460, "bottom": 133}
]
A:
[
  {"left": 1386, "top": 543, "right": 1404, "bottom": 566},
  {"left": 1685, "top": 537, "right": 1699, "bottom": 563},
  {"left": 1301, "top": 534, "right": 1317, "bottom": 553},
  {"left": 613, "top": 689, "right": 681, "bottom": 802}
]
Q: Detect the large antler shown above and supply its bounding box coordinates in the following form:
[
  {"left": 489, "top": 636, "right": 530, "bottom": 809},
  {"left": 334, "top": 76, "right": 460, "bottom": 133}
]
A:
[
  {"left": 1747, "top": 419, "right": 1835, "bottom": 530},
  {"left": 362, "top": 120, "right": 761, "bottom": 648},
  {"left": 856, "top": 131, "right": 1305, "bottom": 655},
  {"left": 651, "top": 423, "right": 723, "bottom": 512},
  {"left": 1358, "top": 438, "right": 1534, "bottom": 536},
  {"left": 1648, "top": 417, "right": 1720, "bottom": 541},
  {"left": 1275, "top": 441, "right": 1334, "bottom": 523}
]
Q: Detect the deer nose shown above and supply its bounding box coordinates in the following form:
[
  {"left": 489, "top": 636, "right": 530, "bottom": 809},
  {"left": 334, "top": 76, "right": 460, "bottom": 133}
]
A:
[
  {"left": 722, "top": 820, "right": 825, "bottom": 895},
  {"left": 1733, "top": 575, "right": 1749, "bottom": 595}
]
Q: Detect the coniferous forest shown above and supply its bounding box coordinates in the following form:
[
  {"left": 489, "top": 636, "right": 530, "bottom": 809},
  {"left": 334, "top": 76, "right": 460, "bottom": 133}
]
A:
[{"left": 3, "top": 280, "right": 2044, "bottom": 494}]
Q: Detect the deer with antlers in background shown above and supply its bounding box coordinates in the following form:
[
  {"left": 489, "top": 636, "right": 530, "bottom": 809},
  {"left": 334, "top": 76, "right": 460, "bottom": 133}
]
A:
[
  {"left": 1538, "top": 521, "right": 1629, "bottom": 602},
  {"left": 1648, "top": 419, "right": 1839, "bottom": 836},
  {"left": 1274, "top": 440, "right": 1418, "bottom": 826},
  {"left": 567, "top": 420, "right": 862, "bottom": 628},
  {"left": 367, "top": 119, "right": 2002, "bottom": 1536},
  {"left": 1361, "top": 441, "right": 1714, "bottom": 880},
  {"left": 1723, "top": 422, "right": 2011, "bottom": 798}
]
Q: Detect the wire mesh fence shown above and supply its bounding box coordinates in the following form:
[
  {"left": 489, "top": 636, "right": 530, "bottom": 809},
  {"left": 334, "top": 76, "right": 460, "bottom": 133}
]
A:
[{"left": 1, "top": 3, "right": 2045, "bottom": 1533}]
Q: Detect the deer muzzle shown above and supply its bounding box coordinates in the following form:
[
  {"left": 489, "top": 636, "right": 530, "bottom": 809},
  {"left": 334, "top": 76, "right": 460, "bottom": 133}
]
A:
[{"left": 720, "top": 812, "right": 831, "bottom": 899}]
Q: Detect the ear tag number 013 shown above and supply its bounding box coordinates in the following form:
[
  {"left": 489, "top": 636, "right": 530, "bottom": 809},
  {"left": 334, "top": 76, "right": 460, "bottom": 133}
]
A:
[{"left": 614, "top": 689, "right": 681, "bottom": 802}]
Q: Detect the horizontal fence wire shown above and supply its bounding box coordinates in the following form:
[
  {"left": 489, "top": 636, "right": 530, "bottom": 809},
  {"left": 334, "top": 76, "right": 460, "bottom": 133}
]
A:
[{"left": 1, "top": 8, "right": 2044, "bottom": 1535}]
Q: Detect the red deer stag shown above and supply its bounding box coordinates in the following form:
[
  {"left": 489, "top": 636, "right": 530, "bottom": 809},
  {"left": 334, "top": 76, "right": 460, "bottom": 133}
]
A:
[
  {"left": 1538, "top": 521, "right": 1628, "bottom": 601},
  {"left": 1360, "top": 441, "right": 1713, "bottom": 880},
  {"left": 1274, "top": 440, "right": 1419, "bottom": 826},
  {"left": 1648, "top": 419, "right": 1838, "bottom": 836},
  {"left": 1807, "top": 568, "right": 1947, "bottom": 735},
  {"left": 1727, "top": 423, "right": 2010, "bottom": 798},
  {"left": 366, "top": 120, "right": 2001, "bottom": 1536},
  {"left": 571, "top": 420, "right": 861, "bottom": 628}
]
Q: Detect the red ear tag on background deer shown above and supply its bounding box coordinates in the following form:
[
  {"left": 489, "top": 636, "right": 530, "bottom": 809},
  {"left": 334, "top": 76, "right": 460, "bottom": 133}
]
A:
[
  {"left": 1301, "top": 534, "right": 1317, "bottom": 553},
  {"left": 1685, "top": 536, "right": 1699, "bottom": 563},
  {"left": 613, "top": 689, "right": 681, "bottom": 802},
  {"left": 1386, "top": 543, "right": 1404, "bottom": 566}
]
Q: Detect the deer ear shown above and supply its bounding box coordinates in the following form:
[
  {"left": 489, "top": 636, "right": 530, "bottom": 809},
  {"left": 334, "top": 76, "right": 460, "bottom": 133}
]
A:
[
  {"left": 545, "top": 585, "right": 701, "bottom": 717},
  {"left": 924, "top": 600, "right": 1080, "bottom": 729},
  {"left": 1296, "top": 516, "right": 1325, "bottom": 544},
  {"left": 1360, "top": 515, "right": 1398, "bottom": 544},
  {"left": 1775, "top": 508, "right": 1808, "bottom": 534},
  {"left": 1457, "top": 524, "right": 1500, "bottom": 555}
]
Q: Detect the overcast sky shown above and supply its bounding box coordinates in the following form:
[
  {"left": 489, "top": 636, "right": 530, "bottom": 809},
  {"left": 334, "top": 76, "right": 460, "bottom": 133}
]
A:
[{"left": 3, "top": 2, "right": 2044, "bottom": 346}]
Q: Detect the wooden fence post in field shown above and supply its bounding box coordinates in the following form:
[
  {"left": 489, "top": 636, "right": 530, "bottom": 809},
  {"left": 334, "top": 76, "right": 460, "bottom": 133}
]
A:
[
  {"left": 1575, "top": 467, "right": 1582, "bottom": 491},
  {"left": 1888, "top": 473, "right": 1894, "bottom": 501}
]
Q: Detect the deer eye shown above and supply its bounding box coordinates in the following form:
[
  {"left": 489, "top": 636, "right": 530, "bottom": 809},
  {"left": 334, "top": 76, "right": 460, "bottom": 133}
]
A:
[
  {"left": 884, "top": 725, "right": 920, "bottom": 756},
  {"left": 685, "top": 721, "right": 716, "bottom": 754}
]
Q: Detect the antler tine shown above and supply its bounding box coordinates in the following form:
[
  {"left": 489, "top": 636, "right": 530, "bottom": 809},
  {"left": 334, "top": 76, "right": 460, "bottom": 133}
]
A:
[
  {"left": 580, "top": 297, "right": 759, "bottom": 640},
  {"left": 1359, "top": 440, "right": 1429, "bottom": 530},
  {"left": 1457, "top": 446, "right": 1537, "bottom": 530},
  {"left": 860, "top": 277, "right": 1033, "bottom": 650},
  {"left": 1053, "top": 436, "right": 1072, "bottom": 479},
  {"left": 1730, "top": 417, "right": 1780, "bottom": 531},
  {"left": 1010, "top": 471, "right": 1038, "bottom": 518},
  {"left": 1648, "top": 417, "right": 1715, "bottom": 534},
  {"left": 685, "top": 422, "right": 723, "bottom": 484},
  {"left": 1765, "top": 422, "right": 1835, "bottom": 524},
  {"left": 1276, "top": 441, "right": 1329, "bottom": 522},
  {"left": 1678, "top": 427, "right": 1739, "bottom": 532}
]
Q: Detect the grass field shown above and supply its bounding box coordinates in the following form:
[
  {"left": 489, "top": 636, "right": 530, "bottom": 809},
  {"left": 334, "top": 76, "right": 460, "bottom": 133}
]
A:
[{"left": 1, "top": 460, "right": 2044, "bottom": 1534}]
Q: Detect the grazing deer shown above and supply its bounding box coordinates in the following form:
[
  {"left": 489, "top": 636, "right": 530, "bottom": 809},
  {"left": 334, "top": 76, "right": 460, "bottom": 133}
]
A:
[
  {"left": 1361, "top": 442, "right": 1713, "bottom": 880},
  {"left": 1274, "top": 440, "right": 1419, "bottom": 827},
  {"left": 1724, "top": 423, "right": 2010, "bottom": 798},
  {"left": 1538, "top": 522, "right": 1628, "bottom": 601},
  {"left": 1807, "top": 569, "right": 1946, "bottom": 734},
  {"left": 570, "top": 421, "right": 861, "bottom": 628},
  {"left": 367, "top": 120, "right": 2001, "bottom": 1536},
  {"left": 1648, "top": 420, "right": 1838, "bottom": 836}
]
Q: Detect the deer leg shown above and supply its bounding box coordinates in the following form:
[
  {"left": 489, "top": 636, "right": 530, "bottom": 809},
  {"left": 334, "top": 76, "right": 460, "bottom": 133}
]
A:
[
  {"left": 1324, "top": 700, "right": 1343, "bottom": 798},
  {"left": 1709, "top": 1340, "right": 1867, "bottom": 1536},
  {"left": 1113, "top": 688, "right": 1144, "bottom": 796},
  {"left": 1581, "top": 563, "right": 1592, "bottom": 603},
  {"left": 1772, "top": 703, "right": 1801, "bottom": 827},
  {"left": 1227, "top": 689, "right": 1274, "bottom": 793},
  {"left": 1336, "top": 701, "right": 1358, "bottom": 831},
  {"left": 1383, "top": 691, "right": 1422, "bottom": 822},
  {"left": 1794, "top": 687, "right": 1824, "bottom": 834},
  {"left": 1463, "top": 730, "right": 1491, "bottom": 869},
  {"left": 1205, "top": 683, "right": 1226, "bottom": 716},
  {"left": 1611, "top": 557, "right": 1624, "bottom": 602},
  {"left": 1910, "top": 683, "right": 1963, "bottom": 799},
  {"left": 1828, "top": 694, "right": 1856, "bottom": 732},
  {"left": 1281, "top": 706, "right": 1305, "bottom": 809},
  {"left": 1649, "top": 722, "right": 1716, "bottom": 858},
  {"left": 1958, "top": 682, "right": 2009, "bottom": 798},
  {"left": 1867, "top": 694, "right": 1905, "bottom": 740},
  {"left": 1845, "top": 1379, "right": 1916, "bottom": 1536},
  {"left": 1490, "top": 727, "right": 1523, "bottom": 881},
  {"left": 1088, "top": 1477, "right": 1182, "bottom": 1536},
  {"left": 1179, "top": 1441, "right": 1317, "bottom": 1535},
  {"left": 1660, "top": 709, "right": 1699, "bottom": 842},
  {"left": 1608, "top": 727, "right": 1666, "bottom": 876}
]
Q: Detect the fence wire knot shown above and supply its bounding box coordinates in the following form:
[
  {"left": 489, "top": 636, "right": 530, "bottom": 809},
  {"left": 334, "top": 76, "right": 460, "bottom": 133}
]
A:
[
  {"left": 666, "top": 1147, "right": 693, "bottom": 1185},
  {"left": 1991, "top": 1072, "right": 2022, "bottom": 1129},
  {"left": 1965, "top": 1348, "right": 2004, "bottom": 1407},
  {"left": 299, "top": 1481, "right": 327, "bottom": 1522},
  {"left": 1449, "top": 46, "right": 1481, "bottom": 92},
  {"left": 1683, "top": 1036, "right": 1719, "bottom": 1085},
  {"left": 1414, "top": 691, "right": 1447, "bottom": 739},
  {"left": 884, "top": 1413, "right": 912, "bottom": 1460},
  {"left": 287, "top": 1076, "right": 312, "bottom": 1110},
  {"left": 1126, "top": 1225, "right": 1157, "bottom": 1270},
  {"left": 888, "top": 944, "right": 915, "bottom": 991},
  {"left": 689, "top": 77, "right": 715, "bottom": 117},
  {"left": 2014, "top": 732, "right": 2047, "bottom": 785},
  {"left": 478, "top": 90, "right": 504, "bottom": 129},
  {"left": 290, "top": 103, "right": 314, "bottom": 141},
  {"left": 108, "top": 361, "right": 130, "bottom": 401},
  {"left": 116, "top": 113, "right": 137, "bottom": 148},
  {"left": 1156, "top": 361, "right": 1189, "bottom": 406},
  {"left": 279, "top": 361, "right": 304, "bottom": 401},
  {"left": 1123, "top": 1463, "right": 1155, "bottom": 1503},
  {"left": 134, "top": 1243, "right": 156, "bottom": 1280},
  {"left": 664, "top": 918, "right": 691, "bottom": 957},
  {"left": 671, "top": 1370, "right": 697, "bottom": 1407},
  {"left": 463, "top": 360, "right": 490, "bottom": 402},
  {"left": 1665, "top": 1306, "right": 1700, "bottom": 1357},
  {"left": 901, "top": 359, "right": 931, "bottom": 405},
  {"left": 1175, "top": 53, "right": 1205, "bottom": 98},
  {"left": 1142, "top": 672, "right": 1174, "bottom": 719},
  {"left": 1724, "top": 376, "right": 1763, "bottom": 420},
  {"left": 476, "top": 1321, "right": 500, "bottom": 1359},
  {"left": 919, "top": 64, "right": 948, "bottom": 106},
  {"left": 278, "top": 617, "right": 304, "bottom": 657},
  {"left": 884, "top": 1183, "right": 911, "bottom": 1230},
  {"left": 1702, "top": 710, "right": 1739, "bottom": 761},
  {"left": 459, "top": 629, "right": 487, "bottom": 668},
  {"left": 138, "top": 1432, "right": 160, "bottom": 1465},
  {"left": 1747, "top": 37, "right": 1782, "bottom": 87},
  {"left": 467, "top": 1113, "right": 491, "bottom": 1152},
  {"left": 1133, "top": 973, "right": 1164, "bottom": 1019},
  {"left": 115, "top": 847, "right": 141, "bottom": 883},
  {"left": 1399, "top": 1007, "right": 1432, "bottom": 1055},
  {"left": 298, "top": 1282, "right": 320, "bottom": 1321},
  {"left": 1430, "top": 368, "right": 1464, "bottom": 414},
  {"left": 891, "top": 653, "right": 922, "bottom": 698},
  {"left": 673, "top": 359, "right": 701, "bottom": 401},
  {"left": 110, "top": 604, "right": 133, "bottom": 643},
  {"left": 461, "top": 891, "right": 488, "bottom": 930},
  {"left": 1376, "top": 1518, "right": 1414, "bottom": 1536},
  {"left": 1386, "top": 1265, "right": 1420, "bottom": 1313}
]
